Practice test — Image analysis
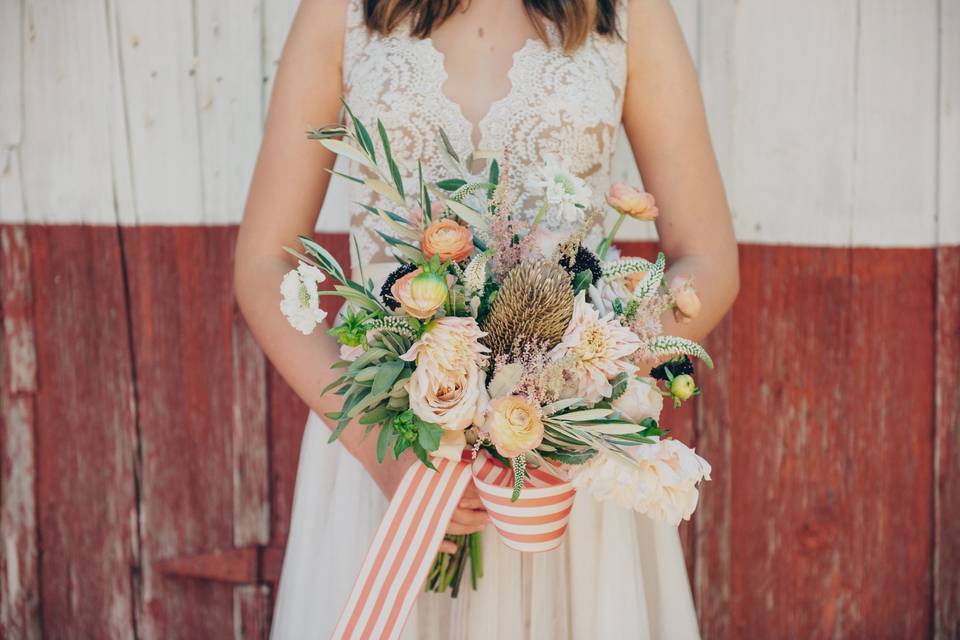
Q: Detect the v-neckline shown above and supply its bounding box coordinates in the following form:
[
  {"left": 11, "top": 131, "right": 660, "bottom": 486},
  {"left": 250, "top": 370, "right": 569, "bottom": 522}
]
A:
[{"left": 419, "top": 30, "right": 552, "bottom": 173}]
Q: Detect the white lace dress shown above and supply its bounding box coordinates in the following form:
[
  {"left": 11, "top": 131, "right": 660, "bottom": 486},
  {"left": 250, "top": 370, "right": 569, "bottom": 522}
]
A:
[{"left": 270, "top": 1, "right": 701, "bottom": 637}]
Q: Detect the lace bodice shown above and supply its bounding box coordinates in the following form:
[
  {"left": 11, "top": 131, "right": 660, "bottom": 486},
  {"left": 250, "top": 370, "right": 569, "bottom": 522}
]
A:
[{"left": 341, "top": 0, "right": 629, "bottom": 269}]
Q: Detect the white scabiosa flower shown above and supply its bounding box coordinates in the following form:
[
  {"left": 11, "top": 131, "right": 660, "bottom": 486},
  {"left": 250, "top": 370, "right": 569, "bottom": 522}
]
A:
[
  {"left": 280, "top": 261, "right": 328, "bottom": 335},
  {"left": 525, "top": 154, "right": 592, "bottom": 228},
  {"left": 570, "top": 439, "right": 711, "bottom": 525}
]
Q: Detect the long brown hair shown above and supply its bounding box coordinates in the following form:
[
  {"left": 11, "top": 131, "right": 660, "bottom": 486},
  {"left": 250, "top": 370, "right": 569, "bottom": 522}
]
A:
[{"left": 364, "top": 0, "right": 621, "bottom": 53}]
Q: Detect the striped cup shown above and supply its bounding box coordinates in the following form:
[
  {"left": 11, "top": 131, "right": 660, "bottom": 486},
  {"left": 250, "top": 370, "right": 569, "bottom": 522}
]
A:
[{"left": 471, "top": 455, "right": 576, "bottom": 553}]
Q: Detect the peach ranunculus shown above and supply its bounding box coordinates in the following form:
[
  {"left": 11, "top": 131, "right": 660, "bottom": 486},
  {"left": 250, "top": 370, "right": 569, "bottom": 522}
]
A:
[
  {"left": 669, "top": 275, "right": 702, "bottom": 322},
  {"left": 422, "top": 219, "right": 474, "bottom": 263},
  {"left": 484, "top": 395, "right": 544, "bottom": 458},
  {"left": 406, "top": 362, "right": 488, "bottom": 431},
  {"left": 390, "top": 269, "right": 448, "bottom": 319},
  {"left": 606, "top": 183, "right": 659, "bottom": 221}
]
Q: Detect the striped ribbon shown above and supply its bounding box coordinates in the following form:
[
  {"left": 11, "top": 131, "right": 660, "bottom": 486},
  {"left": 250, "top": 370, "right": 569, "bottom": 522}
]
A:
[{"left": 332, "top": 453, "right": 575, "bottom": 640}]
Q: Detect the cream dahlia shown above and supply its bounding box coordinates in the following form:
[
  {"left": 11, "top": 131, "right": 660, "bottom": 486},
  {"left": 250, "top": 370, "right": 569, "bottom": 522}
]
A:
[
  {"left": 549, "top": 291, "right": 641, "bottom": 403},
  {"left": 400, "top": 316, "right": 489, "bottom": 375}
]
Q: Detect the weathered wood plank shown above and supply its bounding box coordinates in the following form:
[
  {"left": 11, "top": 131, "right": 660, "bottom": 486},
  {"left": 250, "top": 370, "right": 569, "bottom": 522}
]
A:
[
  {"left": 700, "top": 1, "right": 859, "bottom": 247},
  {"left": 232, "top": 306, "right": 269, "bottom": 548},
  {"left": 0, "top": 225, "right": 41, "bottom": 639},
  {"left": 122, "top": 226, "right": 238, "bottom": 638},
  {"left": 234, "top": 585, "right": 270, "bottom": 640},
  {"left": 113, "top": 0, "right": 204, "bottom": 223},
  {"left": 935, "top": 246, "right": 960, "bottom": 639},
  {"left": 195, "top": 0, "right": 263, "bottom": 223},
  {"left": 20, "top": 1, "right": 119, "bottom": 222},
  {"left": 934, "top": 2, "right": 960, "bottom": 636},
  {"left": 29, "top": 225, "right": 138, "bottom": 636},
  {"left": 0, "top": 0, "right": 22, "bottom": 146},
  {"left": 703, "top": 245, "right": 935, "bottom": 638},
  {"left": 262, "top": 0, "right": 300, "bottom": 123},
  {"left": 852, "top": 0, "right": 938, "bottom": 246},
  {"left": 693, "top": 311, "right": 732, "bottom": 640}
]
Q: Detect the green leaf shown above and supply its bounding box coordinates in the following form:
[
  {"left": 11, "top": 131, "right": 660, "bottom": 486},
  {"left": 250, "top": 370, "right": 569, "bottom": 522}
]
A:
[
  {"left": 378, "top": 119, "right": 405, "bottom": 200},
  {"left": 488, "top": 160, "right": 499, "bottom": 199},
  {"left": 437, "top": 178, "right": 467, "bottom": 191},
  {"left": 418, "top": 161, "right": 432, "bottom": 224},
  {"left": 394, "top": 434, "right": 412, "bottom": 458},
  {"left": 573, "top": 269, "right": 593, "bottom": 295},
  {"left": 607, "top": 372, "right": 630, "bottom": 401},
  {"left": 341, "top": 99, "right": 376, "bottom": 163},
  {"left": 327, "top": 418, "right": 350, "bottom": 443},
  {"left": 372, "top": 359, "right": 406, "bottom": 398},
  {"left": 412, "top": 442, "right": 438, "bottom": 471},
  {"left": 417, "top": 421, "right": 444, "bottom": 453},
  {"left": 539, "top": 448, "right": 597, "bottom": 465},
  {"left": 358, "top": 404, "right": 393, "bottom": 425},
  {"left": 438, "top": 127, "right": 460, "bottom": 163},
  {"left": 376, "top": 422, "right": 394, "bottom": 463}
]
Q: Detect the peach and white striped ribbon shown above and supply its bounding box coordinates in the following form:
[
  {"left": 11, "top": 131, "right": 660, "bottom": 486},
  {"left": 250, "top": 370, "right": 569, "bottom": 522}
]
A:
[{"left": 332, "top": 453, "right": 575, "bottom": 640}]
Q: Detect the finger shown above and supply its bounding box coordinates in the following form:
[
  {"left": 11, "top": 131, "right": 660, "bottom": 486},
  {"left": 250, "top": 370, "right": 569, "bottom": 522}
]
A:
[
  {"left": 438, "top": 540, "right": 458, "bottom": 554},
  {"left": 450, "top": 507, "right": 489, "bottom": 527},
  {"left": 447, "top": 521, "right": 486, "bottom": 535},
  {"left": 458, "top": 496, "right": 484, "bottom": 510}
]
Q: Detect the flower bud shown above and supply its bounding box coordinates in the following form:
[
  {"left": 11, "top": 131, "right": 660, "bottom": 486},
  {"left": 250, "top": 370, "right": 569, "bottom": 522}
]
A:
[
  {"left": 669, "top": 275, "right": 702, "bottom": 322},
  {"left": 390, "top": 268, "right": 448, "bottom": 319},
  {"left": 670, "top": 374, "right": 697, "bottom": 401}
]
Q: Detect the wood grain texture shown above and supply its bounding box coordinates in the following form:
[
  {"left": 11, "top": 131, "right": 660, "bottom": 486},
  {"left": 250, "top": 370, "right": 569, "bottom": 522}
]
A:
[
  {"left": 0, "top": 226, "right": 40, "bottom": 638},
  {"left": 699, "top": 245, "right": 935, "bottom": 638},
  {"left": 853, "top": 0, "right": 938, "bottom": 246},
  {"left": 0, "top": 0, "right": 22, "bottom": 146},
  {"left": 195, "top": 0, "right": 263, "bottom": 223},
  {"left": 700, "top": 0, "right": 859, "bottom": 246},
  {"left": 935, "top": 1, "right": 960, "bottom": 635},
  {"left": 935, "top": 246, "right": 960, "bottom": 639},
  {"left": 234, "top": 585, "right": 271, "bottom": 640},
  {"left": 29, "top": 225, "right": 138, "bottom": 637},
  {"left": 122, "top": 226, "right": 238, "bottom": 638},
  {"left": 114, "top": 0, "right": 204, "bottom": 223},
  {"left": 19, "top": 1, "right": 120, "bottom": 223}
]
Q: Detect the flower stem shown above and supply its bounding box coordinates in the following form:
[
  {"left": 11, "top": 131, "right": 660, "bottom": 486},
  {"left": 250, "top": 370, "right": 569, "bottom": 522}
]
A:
[
  {"left": 597, "top": 212, "right": 626, "bottom": 260},
  {"left": 531, "top": 200, "right": 550, "bottom": 229}
]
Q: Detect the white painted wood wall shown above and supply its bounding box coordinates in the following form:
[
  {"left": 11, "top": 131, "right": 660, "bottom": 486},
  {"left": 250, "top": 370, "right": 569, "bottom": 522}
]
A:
[{"left": 0, "top": 0, "right": 956, "bottom": 247}]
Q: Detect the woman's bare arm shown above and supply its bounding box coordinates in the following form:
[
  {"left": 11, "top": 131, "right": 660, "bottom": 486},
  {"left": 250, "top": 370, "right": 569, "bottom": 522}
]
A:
[
  {"left": 621, "top": 0, "right": 740, "bottom": 342},
  {"left": 234, "top": 0, "right": 411, "bottom": 497}
]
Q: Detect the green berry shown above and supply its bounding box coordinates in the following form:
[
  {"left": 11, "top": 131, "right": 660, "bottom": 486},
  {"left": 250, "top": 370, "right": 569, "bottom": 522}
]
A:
[{"left": 670, "top": 374, "right": 697, "bottom": 401}]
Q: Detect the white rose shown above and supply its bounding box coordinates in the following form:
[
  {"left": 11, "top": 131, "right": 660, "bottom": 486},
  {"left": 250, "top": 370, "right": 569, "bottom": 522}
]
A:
[{"left": 611, "top": 377, "right": 663, "bottom": 423}]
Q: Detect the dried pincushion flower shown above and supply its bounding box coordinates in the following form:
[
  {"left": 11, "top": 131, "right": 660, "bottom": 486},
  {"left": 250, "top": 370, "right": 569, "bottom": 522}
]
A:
[{"left": 480, "top": 261, "right": 575, "bottom": 359}]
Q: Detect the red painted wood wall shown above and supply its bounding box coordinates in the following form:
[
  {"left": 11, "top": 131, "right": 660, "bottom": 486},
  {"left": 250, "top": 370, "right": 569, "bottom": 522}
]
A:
[{"left": 1, "top": 227, "right": 956, "bottom": 638}]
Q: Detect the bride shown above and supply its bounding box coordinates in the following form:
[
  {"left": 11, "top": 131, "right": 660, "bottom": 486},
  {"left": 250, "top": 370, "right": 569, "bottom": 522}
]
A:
[{"left": 235, "top": 0, "right": 738, "bottom": 637}]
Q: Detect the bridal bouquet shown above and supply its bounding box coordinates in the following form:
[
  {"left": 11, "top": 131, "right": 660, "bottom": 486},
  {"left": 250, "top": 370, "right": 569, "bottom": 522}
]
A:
[{"left": 280, "top": 102, "right": 713, "bottom": 597}]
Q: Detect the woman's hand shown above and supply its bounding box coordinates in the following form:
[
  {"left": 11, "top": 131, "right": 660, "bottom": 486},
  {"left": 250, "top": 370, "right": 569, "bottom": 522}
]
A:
[
  {"left": 377, "top": 460, "right": 488, "bottom": 554},
  {"left": 439, "top": 481, "right": 489, "bottom": 553}
]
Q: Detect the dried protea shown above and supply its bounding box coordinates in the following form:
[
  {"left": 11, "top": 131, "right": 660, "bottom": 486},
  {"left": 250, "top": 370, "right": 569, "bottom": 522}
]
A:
[{"left": 480, "top": 261, "right": 574, "bottom": 359}]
